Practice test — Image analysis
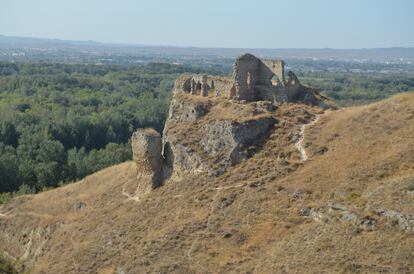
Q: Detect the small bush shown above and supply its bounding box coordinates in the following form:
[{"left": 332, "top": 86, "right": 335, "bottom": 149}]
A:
[
  {"left": 0, "top": 192, "right": 12, "bottom": 204},
  {"left": 390, "top": 216, "right": 399, "bottom": 226},
  {"left": 0, "top": 184, "right": 35, "bottom": 205},
  {"left": 0, "top": 255, "right": 17, "bottom": 274},
  {"left": 345, "top": 192, "right": 362, "bottom": 201}
]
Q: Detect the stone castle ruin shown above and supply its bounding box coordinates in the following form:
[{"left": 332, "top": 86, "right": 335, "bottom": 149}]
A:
[
  {"left": 176, "top": 53, "right": 328, "bottom": 106},
  {"left": 131, "top": 53, "right": 331, "bottom": 195}
]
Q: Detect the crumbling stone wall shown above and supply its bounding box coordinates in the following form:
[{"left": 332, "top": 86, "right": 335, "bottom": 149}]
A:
[
  {"left": 261, "top": 59, "right": 285, "bottom": 85},
  {"left": 176, "top": 75, "right": 211, "bottom": 96},
  {"left": 174, "top": 54, "right": 287, "bottom": 101},
  {"left": 286, "top": 71, "right": 302, "bottom": 100},
  {"left": 232, "top": 54, "right": 288, "bottom": 101},
  {"left": 210, "top": 77, "right": 234, "bottom": 97},
  {"left": 174, "top": 74, "right": 233, "bottom": 98},
  {"left": 173, "top": 53, "right": 330, "bottom": 108},
  {"left": 232, "top": 53, "right": 260, "bottom": 101}
]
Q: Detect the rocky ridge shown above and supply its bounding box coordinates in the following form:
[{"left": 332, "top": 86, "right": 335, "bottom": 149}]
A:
[{"left": 161, "top": 94, "right": 279, "bottom": 179}]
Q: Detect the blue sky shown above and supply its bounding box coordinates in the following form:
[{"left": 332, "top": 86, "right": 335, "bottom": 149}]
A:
[{"left": 0, "top": 0, "right": 413, "bottom": 48}]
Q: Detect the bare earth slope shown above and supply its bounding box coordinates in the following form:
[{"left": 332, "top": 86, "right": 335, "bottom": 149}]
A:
[{"left": 1, "top": 93, "right": 414, "bottom": 273}]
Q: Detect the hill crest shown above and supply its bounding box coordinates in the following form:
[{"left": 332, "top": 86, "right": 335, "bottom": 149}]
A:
[{"left": 1, "top": 88, "right": 413, "bottom": 272}]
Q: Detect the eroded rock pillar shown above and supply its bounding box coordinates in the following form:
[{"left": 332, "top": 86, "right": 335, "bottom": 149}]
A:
[{"left": 131, "top": 128, "right": 163, "bottom": 192}]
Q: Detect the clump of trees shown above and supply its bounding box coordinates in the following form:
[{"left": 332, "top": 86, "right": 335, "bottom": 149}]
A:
[{"left": 0, "top": 62, "right": 222, "bottom": 195}]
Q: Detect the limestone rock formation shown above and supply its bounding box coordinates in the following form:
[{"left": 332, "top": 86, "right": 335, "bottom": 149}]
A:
[
  {"left": 165, "top": 93, "right": 211, "bottom": 123},
  {"left": 161, "top": 93, "right": 277, "bottom": 179},
  {"left": 200, "top": 117, "right": 276, "bottom": 174},
  {"left": 131, "top": 128, "right": 163, "bottom": 191},
  {"left": 162, "top": 116, "right": 276, "bottom": 178}
]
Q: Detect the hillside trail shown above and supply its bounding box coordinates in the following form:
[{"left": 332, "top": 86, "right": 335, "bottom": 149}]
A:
[
  {"left": 0, "top": 209, "right": 14, "bottom": 218},
  {"left": 186, "top": 111, "right": 324, "bottom": 261},
  {"left": 295, "top": 113, "right": 321, "bottom": 161}
]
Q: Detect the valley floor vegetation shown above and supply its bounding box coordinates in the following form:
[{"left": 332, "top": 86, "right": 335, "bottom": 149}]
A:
[
  {"left": 0, "top": 60, "right": 413, "bottom": 202},
  {"left": 298, "top": 70, "right": 414, "bottom": 106},
  {"left": 0, "top": 62, "right": 224, "bottom": 201}
]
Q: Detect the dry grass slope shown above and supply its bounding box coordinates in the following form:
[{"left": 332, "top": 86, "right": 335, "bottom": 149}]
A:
[{"left": 0, "top": 93, "right": 413, "bottom": 273}]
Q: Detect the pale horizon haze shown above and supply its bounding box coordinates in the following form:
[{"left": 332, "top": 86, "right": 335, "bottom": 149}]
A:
[{"left": 0, "top": 0, "right": 413, "bottom": 49}]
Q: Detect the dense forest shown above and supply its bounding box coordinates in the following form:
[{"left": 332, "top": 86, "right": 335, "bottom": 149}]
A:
[
  {"left": 0, "top": 61, "right": 413, "bottom": 202},
  {"left": 0, "top": 62, "right": 224, "bottom": 198}
]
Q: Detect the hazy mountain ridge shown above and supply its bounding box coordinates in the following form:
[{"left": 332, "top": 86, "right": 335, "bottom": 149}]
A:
[{"left": 1, "top": 35, "right": 414, "bottom": 62}]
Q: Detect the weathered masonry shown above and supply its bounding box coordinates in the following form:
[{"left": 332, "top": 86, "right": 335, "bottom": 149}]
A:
[{"left": 174, "top": 53, "right": 329, "bottom": 106}]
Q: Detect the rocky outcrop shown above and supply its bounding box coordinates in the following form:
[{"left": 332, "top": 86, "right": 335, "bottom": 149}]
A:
[
  {"left": 162, "top": 117, "right": 276, "bottom": 178},
  {"left": 161, "top": 93, "right": 277, "bottom": 179},
  {"left": 131, "top": 128, "right": 163, "bottom": 191},
  {"left": 165, "top": 94, "right": 211, "bottom": 123},
  {"left": 162, "top": 137, "right": 207, "bottom": 179},
  {"left": 130, "top": 53, "right": 333, "bottom": 186},
  {"left": 200, "top": 117, "right": 276, "bottom": 174}
]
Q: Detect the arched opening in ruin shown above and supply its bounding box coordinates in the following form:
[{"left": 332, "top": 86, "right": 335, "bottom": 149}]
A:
[
  {"left": 195, "top": 81, "right": 202, "bottom": 90},
  {"left": 246, "top": 72, "right": 252, "bottom": 87},
  {"left": 270, "top": 74, "right": 281, "bottom": 86}
]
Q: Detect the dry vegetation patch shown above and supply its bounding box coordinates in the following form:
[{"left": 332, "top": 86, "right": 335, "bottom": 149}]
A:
[{"left": 1, "top": 94, "right": 414, "bottom": 273}]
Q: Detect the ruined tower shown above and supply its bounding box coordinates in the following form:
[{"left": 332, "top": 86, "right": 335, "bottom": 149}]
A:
[{"left": 173, "top": 53, "right": 328, "bottom": 107}]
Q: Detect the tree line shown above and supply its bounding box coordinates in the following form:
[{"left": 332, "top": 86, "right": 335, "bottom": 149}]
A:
[
  {"left": 0, "top": 62, "right": 224, "bottom": 195},
  {"left": 0, "top": 60, "right": 412, "bottom": 199}
]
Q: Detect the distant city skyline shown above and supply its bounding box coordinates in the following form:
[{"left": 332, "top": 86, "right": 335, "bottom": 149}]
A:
[{"left": 0, "top": 0, "right": 413, "bottom": 49}]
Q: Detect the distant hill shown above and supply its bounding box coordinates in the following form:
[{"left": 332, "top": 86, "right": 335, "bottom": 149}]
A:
[
  {"left": 0, "top": 34, "right": 105, "bottom": 47},
  {"left": 1, "top": 35, "right": 414, "bottom": 62}
]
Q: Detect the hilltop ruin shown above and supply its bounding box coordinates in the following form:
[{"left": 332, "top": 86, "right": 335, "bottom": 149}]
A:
[
  {"left": 131, "top": 53, "right": 332, "bottom": 191},
  {"left": 175, "top": 53, "right": 330, "bottom": 108}
]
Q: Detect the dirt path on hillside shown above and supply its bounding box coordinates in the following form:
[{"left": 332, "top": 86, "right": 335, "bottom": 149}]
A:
[{"left": 295, "top": 114, "right": 321, "bottom": 161}]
